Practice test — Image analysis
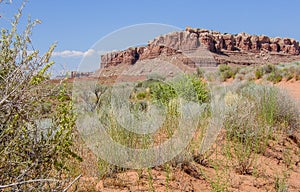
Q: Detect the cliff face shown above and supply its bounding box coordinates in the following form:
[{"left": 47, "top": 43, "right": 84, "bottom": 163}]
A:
[
  {"left": 185, "top": 27, "right": 300, "bottom": 54},
  {"left": 101, "top": 27, "right": 300, "bottom": 68}
]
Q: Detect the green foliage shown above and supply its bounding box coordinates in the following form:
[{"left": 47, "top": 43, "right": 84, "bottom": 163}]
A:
[
  {"left": 275, "top": 175, "right": 289, "bottom": 192},
  {"left": 288, "top": 66, "right": 300, "bottom": 81},
  {"left": 218, "top": 64, "right": 230, "bottom": 73},
  {"left": 0, "top": 3, "right": 79, "bottom": 191},
  {"left": 148, "top": 75, "right": 209, "bottom": 105},
  {"left": 136, "top": 91, "right": 147, "bottom": 100},
  {"left": 218, "top": 64, "right": 238, "bottom": 81},
  {"left": 251, "top": 63, "right": 300, "bottom": 82},
  {"left": 224, "top": 91, "right": 260, "bottom": 174},
  {"left": 223, "top": 83, "right": 300, "bottom": 174},
  {"left": 241, "top": 83, "right": 299, "bottom": 132},
  {"left": 267, "top": 70, "right": 282, "bottom": 83},
  {"left": 173, "top": 74, "right": 209, "bottom": 103},
  {"left": 255, "top": 67, "right": 264, "bottom": 79},
  {"left": 77, "top": 75, "right": 210, "bottom": 180},
  {"left": 149, "top": 81, "right": 177, "bottom": 105},
  {"left": 196, "top": 67, "right": 205, "bottom": 78},
  {"left": 263, "top": 64, "right": 276, "bottom": 74}
]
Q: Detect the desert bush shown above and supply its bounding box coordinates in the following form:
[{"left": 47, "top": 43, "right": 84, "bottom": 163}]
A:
[
  {"left": 255, "top": 67, "right": 264, "bottom": 79},
  {"left": 267, "top": 70, "right": 282, "bottom": 83},
  {"left": 0, "top": 3, "right": 79, "bottom": 191},
  {"left": 291, "top": 66, "right": 300, "bottom": 80},
  {"left": 205, "top": 71, "right": 219, "bottom": 82},
  {"left": 263, "top": 64, "right": 276, "bottom": 74},
  {"left": 275, "top": 175, "right": 289, "bottom": 192},
  {"left": 218, "top": 64, "right": 238, "bottom": 81},
  {"left": 77, "top": 74, "right": 210, "bottom": 178},
  {"left": 241, "top": 84, "right": 299, "bottom": 132},
  {"left": 223, "top": 90, "right": 260, "bottom": 174},
  {"left": 196, "top": 67, "right": 205, "bottom": 78},
  {"left": 279, "top": 68, "right": 293, "bottom": 81},
  {"left": 240, "top": 66, "right": 254, "bottom": 75},
  {"left": 136, "top": 91, "right": 147, "bottom": 100},
  {"left": 234, "top": 73, "right": 244, "bottom": 81},
  {"left": 147, "top": 74, "right": 209, "bottom": 105},
  {"left": 172, "top": 74, "right": 209, "bottom": 104},
  {"left": 147, "top": 73, "right": 166, "bottom": 81},
  {"left": 149, "top": 81, "right": 177, "bottom": 105},
  {"left": 222, "top": 83, "right": 300, "bottom": 174}
]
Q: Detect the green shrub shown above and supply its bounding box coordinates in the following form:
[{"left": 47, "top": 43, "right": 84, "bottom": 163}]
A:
[
  {"left": 218, "top": 64, "right": 231, "bottom": 72},
  {"left": 223, "top": 83, "right": 300, "bottom": 174},
  {"left": 294, "top": 67, "right": 300, "bottom": 81},
  {"left": 149, "top": 81, "right": 177, "bottom": 105},
  {"left": 263, "top": 64, "right": 276, "bottom": 74},
  {"left": 267, "top": 71, "right": 282, "bottom": 83},
  {"left": 0, "top": 3, "right": 79, "bottom": 191},
  {"left": 172, "top": 75, "right": 209, "bottom": 104},
  {"left": 255, "top": 67, "right": 264, "bottom": 79},
  {"left": 205, "top": 71, "right": 219, "bottom": 82},
  {"left": 146, "top": 75, "right": 209, "bottom": 105},
  {"left": 224, "top": 90, "right": 261, "bottom": 174},
  {"left": 285, "top": 71, "right": 294, "bottom": 81},
  {"left": 218, "top": 64, "right": 238, "bottom": 81},
  {"left": 196, "top": 67, "right": 205, "bottom": 78},
  {"left": 136, "top": 92, "right": 147, "bottom": 100},
  {"left": 241, "top": 84, "right": 300, "bottom": 132}
]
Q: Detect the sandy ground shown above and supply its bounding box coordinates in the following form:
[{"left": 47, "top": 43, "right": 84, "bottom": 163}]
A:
[{"left": 276, "top": 80, "right": 300, "bottom": 108}]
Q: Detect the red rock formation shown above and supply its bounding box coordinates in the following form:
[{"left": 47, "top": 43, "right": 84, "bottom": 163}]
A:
[
  {"left": 100, "top": 27, "right": 300, "bottom": 68},
  {"left": 236, "top": 33, "right": 252, "bottom": 51}
]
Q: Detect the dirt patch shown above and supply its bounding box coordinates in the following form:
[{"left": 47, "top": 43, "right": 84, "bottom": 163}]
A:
[{"left": 276, "top": 80, "right": 300, "bottom": 108}]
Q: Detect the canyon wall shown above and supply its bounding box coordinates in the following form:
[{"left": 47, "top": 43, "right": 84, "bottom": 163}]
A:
[{"left": 101, "top": 27, "right": 300, "bottom": 68}]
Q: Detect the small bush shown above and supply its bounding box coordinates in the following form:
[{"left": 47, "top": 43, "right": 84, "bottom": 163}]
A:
[
  {"left": 255, "top": 67, "right": 264, "bottom": 79},
  {"left": 224, "top": 92, "right": 260, "bottom": 174},
  {"left": 136, "top": 92, "right": 147, "bottom": 100},
  {"left": 219, "top": 64, "right": 231, "bottom": 72},
  {"left": 275, "top": 175, "right": 289, "bottom": 192},
  {"left": 149, "top": 82, "right": 177, "bottom": 105},
  {"left": 294, "top": 67, "right": 300, "bottom": 81},
  {"left": 263, "top": 64, "right": 276, "bottom": 74},
  {"left": 234, "top": 73, "right": 244, "bottom": 81},
  {"left": 172, "top": 75, "right": 209, "bottom": 104},
  {"left": 196, "top": 67, "right": 205, "bottom": 78},
  {"left": 241, "top": 84, "right": 300, "bottom": 132},
  {"left": 147, "top": 73, "right": 166, "bottom": 81},
  {"left": 218, "top": 64, "right": 238, "bottom": 81},
  {"left": 0, "top": 3, "right": 80, "bottom": 191},
  {"left": 267, "top": 71, "right": 282, "bottom": 83},
  {"left": 223, "top": 83, "right": 300, "bottom": 174},
  {"left": 205, "top": 71, "right": 219, "bottom": 82},
  {"left": 148, "top": 75, "right": 209, "bottom": 105},
  {"left": 285, "top": 71, "right": 294, "bottom": 81}
]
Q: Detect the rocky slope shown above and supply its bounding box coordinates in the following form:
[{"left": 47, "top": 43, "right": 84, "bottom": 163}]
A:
[{"left": 100, "top": 27, "right": 300, "bottom": 70}]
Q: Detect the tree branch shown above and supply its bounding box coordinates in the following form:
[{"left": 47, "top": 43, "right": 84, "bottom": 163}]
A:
[
  {"left": 0, "top": 179, "right": 59, "bottom": 189},
  {"left": 63, "top": 174, "right": 82, "bottom": 192}
]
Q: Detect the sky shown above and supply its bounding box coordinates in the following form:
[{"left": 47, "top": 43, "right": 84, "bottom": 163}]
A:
[{"left": 1, "top": 0, "right": 300, "bottom": 75}]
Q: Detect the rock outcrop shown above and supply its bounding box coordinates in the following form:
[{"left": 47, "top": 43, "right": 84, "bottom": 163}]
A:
[{"left": 101, "top": 27, "right": 300, "bottom": 68}]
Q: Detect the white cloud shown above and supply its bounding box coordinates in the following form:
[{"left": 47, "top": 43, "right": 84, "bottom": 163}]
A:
[{"left": 52, "top": 49, "right": 97, "bottom": 58}]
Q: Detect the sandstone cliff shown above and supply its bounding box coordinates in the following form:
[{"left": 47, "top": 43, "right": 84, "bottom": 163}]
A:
[{"left": 101, "top": 27, "right": 300, "bottom": 69}]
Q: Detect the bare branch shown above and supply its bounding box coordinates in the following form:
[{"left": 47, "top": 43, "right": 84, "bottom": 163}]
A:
[
  {"left": 63, "top": 174, "right": 82, "bottom": 192},
  {"left": 0, "top": 179, "right": 59, "bottom": 189}
]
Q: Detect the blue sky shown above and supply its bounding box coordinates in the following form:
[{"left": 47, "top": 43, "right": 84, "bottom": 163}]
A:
[{"left": 1, "top": 0, "right": 300, "bottom": 75}]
